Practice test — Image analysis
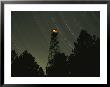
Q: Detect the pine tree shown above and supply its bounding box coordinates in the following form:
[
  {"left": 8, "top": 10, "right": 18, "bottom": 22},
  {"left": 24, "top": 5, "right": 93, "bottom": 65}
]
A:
[
  {"left": 11, "top": 50, "right": 45, "bottom": 77},
  {"left": 68, "top": 30, "right": 100, "bottom": 76}
]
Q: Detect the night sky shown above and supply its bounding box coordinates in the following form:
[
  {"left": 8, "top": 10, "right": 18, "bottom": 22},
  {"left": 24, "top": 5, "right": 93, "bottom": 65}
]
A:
[{"left": 11, "top": 11, "right": 100, "bottom": 72}]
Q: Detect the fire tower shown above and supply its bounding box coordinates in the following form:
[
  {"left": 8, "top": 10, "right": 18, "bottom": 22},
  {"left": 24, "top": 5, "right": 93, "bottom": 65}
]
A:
[{"left": 46, "top": 28, "right": 60, "bottom": 76}]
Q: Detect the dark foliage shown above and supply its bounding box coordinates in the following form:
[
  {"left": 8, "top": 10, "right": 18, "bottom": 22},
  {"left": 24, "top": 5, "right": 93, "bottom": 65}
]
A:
[
  {"left": 46, "top": 53, "right": 68, "bottom": 76},
  {"left": 11, "top": 50, "right": 44, "bottom": 77},
  {"left": 11, "top": 30, "right": 100, "bottom": 77},
  {"left": 68, "top": 30, "right": 100, "bottom": 77},
  {"left": 11, "top": 50, "right": 18, "bottom": 63}
]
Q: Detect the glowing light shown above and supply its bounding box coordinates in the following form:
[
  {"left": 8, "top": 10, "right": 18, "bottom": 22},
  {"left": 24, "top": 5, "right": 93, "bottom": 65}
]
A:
[{"left": 51, "top": 29, "right": 59, "bottom": 33}]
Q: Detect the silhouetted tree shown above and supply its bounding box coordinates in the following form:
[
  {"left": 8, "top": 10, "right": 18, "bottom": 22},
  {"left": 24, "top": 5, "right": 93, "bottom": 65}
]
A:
[
  {"left": 68, "top": 30, "right": 100, "bottom": 77},
  {"left": 38, "top": 67, "right": 45, "bottom": 76},
  {"left": 11, "top": 50, "right": 44, "bottom": 77},
  {"left": 11, "top": 50, "right": 18, "bottom": 63},
  {"left": 46, "top": 52, "right": 68, "bottom": 76}
]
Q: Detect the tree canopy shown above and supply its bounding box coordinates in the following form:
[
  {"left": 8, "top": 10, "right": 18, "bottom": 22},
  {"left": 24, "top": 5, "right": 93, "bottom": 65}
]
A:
[
  {"left": 11, "top": 30, "right": 100, "bottom": 77},
  {"left": 11, "top": 50, "right": 44, "bottom": 77},
  {"left": 68, "top": 30, "right": 100, "bottom": 76}
]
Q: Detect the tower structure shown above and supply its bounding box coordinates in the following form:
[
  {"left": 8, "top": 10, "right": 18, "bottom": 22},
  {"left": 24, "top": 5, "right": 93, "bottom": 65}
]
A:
[
  {"left": 48, "top": 28, "right": 59, "bottom": 63},
  {"left": 46, "top": 28, "right": 60, "bottom": 76}
]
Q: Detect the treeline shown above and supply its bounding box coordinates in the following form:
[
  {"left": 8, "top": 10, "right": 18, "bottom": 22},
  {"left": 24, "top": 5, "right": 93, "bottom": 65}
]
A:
[
  {"left": 11, "top": 30, "right": 100, "bottom": 77},
  {"left": 11, "top": 50, "right": 44, "bottom": 77}
]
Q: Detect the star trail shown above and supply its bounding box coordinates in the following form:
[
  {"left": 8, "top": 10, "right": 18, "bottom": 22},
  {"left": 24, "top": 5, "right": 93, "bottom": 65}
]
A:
[{"left": 11, "top": 11, "right": 100, "bottom": 72}]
